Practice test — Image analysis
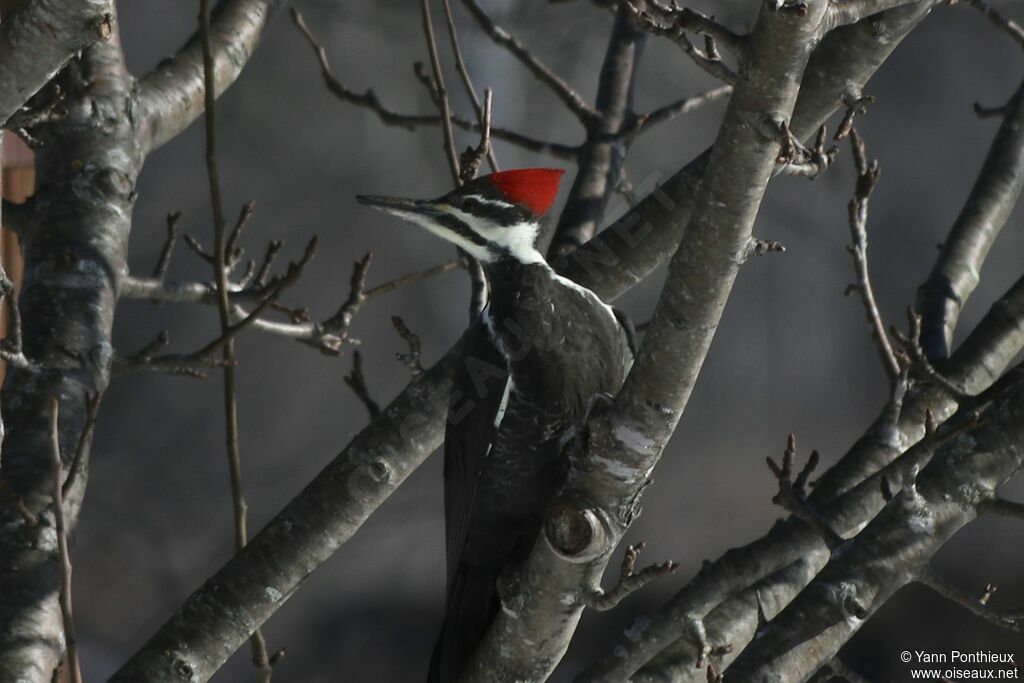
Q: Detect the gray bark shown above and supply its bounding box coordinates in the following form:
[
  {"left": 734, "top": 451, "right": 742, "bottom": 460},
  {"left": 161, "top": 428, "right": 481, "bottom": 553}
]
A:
[
  {"left": 916, "top": 78, "right": 1024, "bottom": 360},
  {"left": 609, "top": 259, "right": 1024, "bottom": 683},
  {"left": 0, "top": 0, "right": 112, "bottom": 127},
  {"left": 0, "top": 3, "right": 288, "bottom": 680},
  {"left": 546, "top": 4, "right": 646, "bottom": 257},
  {"left": 138, "top": 0, "right": 286, "bottom": 152},
  {"left": 726, "top": 367, "right": 1024, "bottom": 682},
  {"left": 109, "top": 3, "right": 945, "bottom": 678},
  {"left": 0, "top": 36, "right": 142, "bottom": 683},
  {"left": 466, "top": 2, "right": 875, "bottom": 680}
]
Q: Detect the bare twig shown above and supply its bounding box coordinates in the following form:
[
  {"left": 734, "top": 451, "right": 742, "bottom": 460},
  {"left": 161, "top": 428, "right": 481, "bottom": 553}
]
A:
[
  {"left": 62, "top": 392, "right": 104, "bottom": 499},
  {"left": 460, "top": 0, "right": 598, "bottom": 122},
  {"left": 290, "top": 8, "right": 577, "bottom": 160},
  {"left": 49, "top": 398, "right": 82, "bottom": 683},
  {"left": 616, "top": 85, "right": 733, "bottom": 141},
  {"left": 344, "top": 350, "right": 381, "bottom": 420},
  {"left": 363, "top": 259, "right": 460, "bottom": 299},
  {"left": 391, "top": 316, "right": 423, "bottom": 377},
  {"left": 581, "top": 542, "right": 679, "bottom": 611},
  {"left": 152, "top": 212, "right": 182, "bottom": 280},
  {"left": 960, "top": 0, "right": 1024, "bottom": 49},
  {"left": 892, "top": 309, "right": 970, "bottom": 399},
  {"left": 459, "top": 89, "right": 494, "bottom": 183},
  {"left": 844, "top": 129, "right": 901, "bottom": 384},
  {"left": 441, "top": 0, "right": 499, "bottom": 172},
  {"left": 775, "top": 125, "right": 838, "bottom": 178},
  {"left": 0, "top": 478, "right": 38, "bottom": 527},
  {"left": 624, "top": 0, "right": 738, "bottom": 83},
  {"left": 198, "top": 1, "right": 273, "bottom": 678},
  {"left": 421, "top": 0, "right": 462, "bottom": 184},
  {"left": 918, "top": 567, "right": 1022, "bottom": 632},
  {"left": 768, "top": 435, "right": 842, "bottom": 547},
  {"left": 978, "top": 497, "right": 1024, "bottom": 519}
]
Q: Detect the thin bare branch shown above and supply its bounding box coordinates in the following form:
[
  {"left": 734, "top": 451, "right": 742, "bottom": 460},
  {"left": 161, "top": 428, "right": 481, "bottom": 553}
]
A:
[
  {"left": 198, "top": 1, "right": 274, "bottom": 675},
  {"left": 0, "top": 478, "right": 38, "bottom": 527},
  {"left": 978, "top": 497, "right": 1024, "bottom": 519},
  {"left": 548, "top": 3, "right": 647, "bottom": 256},
  {"left": 617, "top": 85, "right": 733, "bottom": 140},
  {"left": 391, "top": 315, "right": 424, "bottom": 377},
  {"left": 458, "top": 89, "right": 494, "bottom": 183},
  {"left": 441, "top": 0, "right": 499, "bottom": 172},
  {"left": 960, "top": 0, "right": 1024, "bottom": 48},
  {"left": 152, "top": 212, "right": 182, "bottom": 281},
  {"left": 420, "top": 0, "right": 462, "bottom": 184},
  {"left": 289, "top": 8, "right": 578, "bottom": 160},
  {"left": 767, "top": 436, "right": 841, "bottom": 547},
  {"left": 344, "top": 350, "right": 381, "bottom": 420},
  {"left": 918, "top": 567, "right": 1022, "bottom": 633},
  {"left": 61, "top": 392, "right": 103, "bottom": 500},
  {"left": 843, "top": 129, "right": 900, "bottom": 384},
  {"left": 460, "top": 0, "right": 599, "bottom": 122},
  {"left": 49, "top": 398, "right": 82, "bottom": 683},
  {"left": 581, "top": 542, "right": 679, "bottom": 611},
  {"left": 624, "top": 1, "right": 737, "bottom": 84}
]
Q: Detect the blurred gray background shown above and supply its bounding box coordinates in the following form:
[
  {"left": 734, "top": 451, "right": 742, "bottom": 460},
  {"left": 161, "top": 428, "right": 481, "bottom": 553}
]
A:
[{"left": 72, "top": 1, "right": 1024, "bottom": 680}]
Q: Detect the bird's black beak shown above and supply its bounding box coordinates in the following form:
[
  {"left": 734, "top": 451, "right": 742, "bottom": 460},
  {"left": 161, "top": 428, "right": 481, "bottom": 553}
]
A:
[{"left": 356, "top": 194, "right": 442, "bottom": 219}]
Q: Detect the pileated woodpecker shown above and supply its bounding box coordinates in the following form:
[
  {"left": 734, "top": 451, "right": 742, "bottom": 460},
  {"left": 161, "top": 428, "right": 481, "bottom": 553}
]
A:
[{"left": 357, "top": 169, "right": 632, "bottom": 682}]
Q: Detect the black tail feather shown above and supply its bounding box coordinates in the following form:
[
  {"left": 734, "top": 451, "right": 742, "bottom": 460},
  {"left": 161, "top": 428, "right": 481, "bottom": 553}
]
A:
[{"left": 427, "top": 564, "right": 500, "bottom": 683}]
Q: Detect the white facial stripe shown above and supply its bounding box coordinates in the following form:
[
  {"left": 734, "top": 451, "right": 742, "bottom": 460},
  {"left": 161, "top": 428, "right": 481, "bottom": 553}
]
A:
[
  {"left": 463, "top": 194, "right": 516, "bottom": 210},
  {"left": 382, "top": 207, "right": 493, "bottom": 262},
  {"left": 446, "top": 206, "right": 545, "bottom": 265}
]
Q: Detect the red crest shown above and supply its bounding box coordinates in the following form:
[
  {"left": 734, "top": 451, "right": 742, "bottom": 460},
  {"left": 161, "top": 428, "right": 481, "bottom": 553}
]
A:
[{"left": 485, "top": 168, "right": 565, "bottom": 217}]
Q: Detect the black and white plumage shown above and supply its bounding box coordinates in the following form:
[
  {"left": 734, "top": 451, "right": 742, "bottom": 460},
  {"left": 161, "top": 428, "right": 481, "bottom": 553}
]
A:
[{"left": 357, "top": 169, "right": 632, "bottom": 683}]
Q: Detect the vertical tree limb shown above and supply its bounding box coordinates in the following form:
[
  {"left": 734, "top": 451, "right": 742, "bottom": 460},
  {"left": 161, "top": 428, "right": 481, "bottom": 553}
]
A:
[
  {"left": 441, "top": 0, "right": 499, "bottom": 173},
  {"left": 916, "top": 77, "right": 1024, "bottom": 360},
  {"left": 469, "top": 2, "right": 844, "bottom": 680},
  {"left": 0, "top": 32, "right": 141, "bottom": 682},
  {"left": 421, "top": 0, "right": 462, "bottom": 185},
  {"left": 546, "top": 3, "right": 647, "bottom": 258},
  {"left": 49, "top": 398, "right": 82, "bottom": 683},
  {"left": 198, "top": 0, "right": 273, "bottom": 678}
]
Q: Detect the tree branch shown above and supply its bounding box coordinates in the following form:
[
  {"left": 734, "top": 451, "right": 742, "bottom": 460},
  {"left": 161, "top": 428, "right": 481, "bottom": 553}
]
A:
[
  {"left": 469, "top": 1, "right": 844, "bottom": 678},
  {"left": 459, "top": 0, "right": 599, "bottom": 122},
  {"left": 547, "top": 3, "right": 647, "bottom": 256},
  {"left": 49, "top": 398, "right": 82, "bottom": 683},
  {"left": 918, "top": 567, "right": 1023, "bottom": 633},
  {"left": 442, "top": 0, "right": 499, "bottom": 172},
  {"left": 198, "top": 0, "right": 274, "bottom": 673},
  {"left": 726, "top": 368, "right": 1024, "bottom": 680},
  {"left": 0, "top": 0, "right": 112, "bottom": 127},
  {"left": 0, "top": 33, "right": 134, "bottom": 681},
  {"left": 915, "top": 76, "right": 1024, "bottom": 360},
  {"left": 420, "top": 0, "right": 462, "bottom": 185},
  {"left": 109, "top": 3, "right": 940, "bottom": 677},
  {"left": 844, "top": 129, "right": 901, "bottom": 383},
  {"left": 289, "top": 7, "right": 579, "bottom": 161},
  {"left": 960, "top": 0, "right": 1024, "bottom": 48},
  {"left": 138, "top": 0, "right": 288, "bottom": 152}
]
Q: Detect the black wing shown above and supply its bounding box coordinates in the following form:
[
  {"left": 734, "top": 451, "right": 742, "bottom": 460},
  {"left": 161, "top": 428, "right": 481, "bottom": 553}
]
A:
[
  {"left": 442, "top": 315, "right": 508, "bottom": 593},
  {"left": 429, "top": 316, "right": 508, "bottom": 682}
]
